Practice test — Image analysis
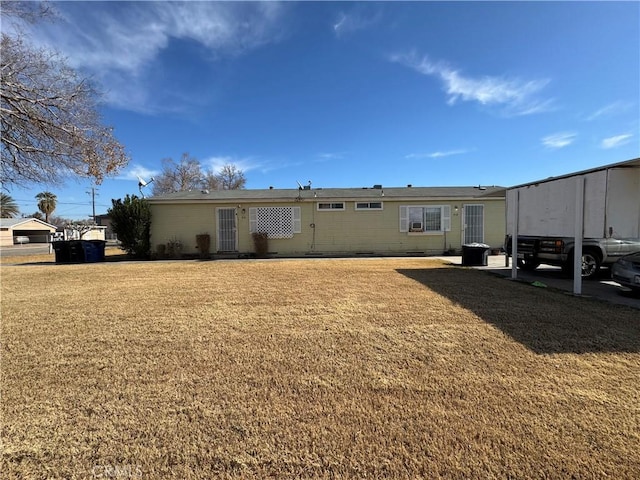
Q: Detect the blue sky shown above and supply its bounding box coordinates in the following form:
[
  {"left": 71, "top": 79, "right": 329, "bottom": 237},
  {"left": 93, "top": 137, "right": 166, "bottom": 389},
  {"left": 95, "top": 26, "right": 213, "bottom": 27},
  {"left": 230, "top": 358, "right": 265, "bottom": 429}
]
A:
[{"left": 7, "top": 1, "right": 640, "bottom": 220}]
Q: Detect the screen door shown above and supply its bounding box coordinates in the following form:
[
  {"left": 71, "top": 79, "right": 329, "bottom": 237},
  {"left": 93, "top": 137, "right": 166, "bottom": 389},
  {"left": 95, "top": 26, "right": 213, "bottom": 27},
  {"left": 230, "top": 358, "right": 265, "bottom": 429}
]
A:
[{"left": 463, "top": 204, "right": 484, "bottom": 244}]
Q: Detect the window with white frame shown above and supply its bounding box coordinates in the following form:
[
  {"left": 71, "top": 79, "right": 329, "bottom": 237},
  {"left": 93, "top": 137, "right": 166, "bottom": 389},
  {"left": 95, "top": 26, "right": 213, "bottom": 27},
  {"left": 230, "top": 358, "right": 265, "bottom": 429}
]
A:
[
  {"left": 249, "top": 207, "right": 301, "bottom": 238},
  {"left": 355, "top": 202, "right": 383, "bottom": 210},
  {"left": 399, "top": 205, "right": 451, "bottom": 233},
  {"left": 317, "top": 202, "right": 345, "bottom": 211}
]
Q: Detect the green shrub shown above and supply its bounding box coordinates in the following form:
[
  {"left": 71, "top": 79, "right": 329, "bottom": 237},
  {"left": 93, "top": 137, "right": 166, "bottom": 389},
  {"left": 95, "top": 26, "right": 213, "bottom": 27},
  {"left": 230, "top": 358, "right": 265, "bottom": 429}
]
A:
[{"left": 108, "top": 195, "right": 151, "bottom": 259}]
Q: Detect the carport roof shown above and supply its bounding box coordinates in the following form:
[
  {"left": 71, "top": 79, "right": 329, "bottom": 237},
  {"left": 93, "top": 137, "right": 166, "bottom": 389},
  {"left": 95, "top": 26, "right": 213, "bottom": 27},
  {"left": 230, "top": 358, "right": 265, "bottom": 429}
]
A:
[
  {"left": 0, "top": 218, "right": 57, "bottom": 229},
  {"left": 149, "top": 185, "right": 506, "bottom": 203},
  {"left": 508, "top": 157, "right": 640, "bottom": 190}
]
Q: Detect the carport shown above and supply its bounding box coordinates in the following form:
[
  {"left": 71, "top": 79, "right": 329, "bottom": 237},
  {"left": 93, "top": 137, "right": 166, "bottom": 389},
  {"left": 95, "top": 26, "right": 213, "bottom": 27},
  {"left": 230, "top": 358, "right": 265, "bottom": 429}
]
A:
[
  {"left": 0, "top": 218, "right": 57, "bottom": 247},
  {"left": 506, "top": 158, "right": 640, "bottom": 295}
]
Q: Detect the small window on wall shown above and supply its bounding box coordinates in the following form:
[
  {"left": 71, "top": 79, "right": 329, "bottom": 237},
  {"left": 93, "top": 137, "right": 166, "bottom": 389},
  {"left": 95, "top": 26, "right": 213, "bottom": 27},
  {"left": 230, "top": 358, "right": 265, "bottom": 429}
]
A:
[
  {"left": 399, "top": 205, "right": 451, "bottom": 233},
  {"left": 317, "top": 202, "right": 345, "bottom": 211},
  {"left": 355, "top": 202, "right": 383, "bottom": 210}
]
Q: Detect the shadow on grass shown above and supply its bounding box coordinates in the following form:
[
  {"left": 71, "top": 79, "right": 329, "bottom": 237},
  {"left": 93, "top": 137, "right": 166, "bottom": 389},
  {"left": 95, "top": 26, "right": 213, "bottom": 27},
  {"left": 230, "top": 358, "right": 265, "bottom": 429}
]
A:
[{"left": 397, "top": 267, "right": 640, "bottom": 355}]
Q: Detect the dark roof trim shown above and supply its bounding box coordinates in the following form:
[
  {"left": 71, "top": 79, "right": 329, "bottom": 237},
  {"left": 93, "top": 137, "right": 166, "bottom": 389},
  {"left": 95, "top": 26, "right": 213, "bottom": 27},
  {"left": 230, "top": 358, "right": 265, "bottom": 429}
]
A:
[{"left": 148, "top": 186, "right": 506, "bottom": 204}]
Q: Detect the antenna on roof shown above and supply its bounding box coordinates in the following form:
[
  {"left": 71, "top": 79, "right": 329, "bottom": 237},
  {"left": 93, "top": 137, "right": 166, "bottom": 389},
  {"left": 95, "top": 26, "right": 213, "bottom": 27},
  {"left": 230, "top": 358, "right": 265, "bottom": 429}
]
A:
[
  {"left": 137, "top": 176, "right": 154, "bottom": 198},
  {"left": 296, "top": 181, "right": 303, "bottom": 190}
]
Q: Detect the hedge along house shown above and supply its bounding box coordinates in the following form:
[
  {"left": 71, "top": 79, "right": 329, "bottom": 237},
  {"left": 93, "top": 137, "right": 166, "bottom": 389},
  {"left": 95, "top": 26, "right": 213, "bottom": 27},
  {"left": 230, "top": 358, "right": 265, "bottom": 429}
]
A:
[{"left": 148, "top": 185, "right": 506, "bottom": 258}]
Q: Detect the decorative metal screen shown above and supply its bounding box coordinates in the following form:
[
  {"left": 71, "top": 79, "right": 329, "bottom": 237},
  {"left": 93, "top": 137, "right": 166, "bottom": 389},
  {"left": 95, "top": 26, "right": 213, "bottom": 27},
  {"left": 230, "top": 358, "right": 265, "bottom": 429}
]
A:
[{"left": 250, "top": 207, "right": 300, "bottom": 239}]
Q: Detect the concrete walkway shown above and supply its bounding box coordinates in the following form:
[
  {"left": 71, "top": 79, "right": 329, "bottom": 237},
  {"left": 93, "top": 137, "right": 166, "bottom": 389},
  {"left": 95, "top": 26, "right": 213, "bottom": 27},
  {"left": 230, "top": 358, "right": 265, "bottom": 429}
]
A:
[{"left": 435, "top": 254, "right": 640, "bottom": 310}]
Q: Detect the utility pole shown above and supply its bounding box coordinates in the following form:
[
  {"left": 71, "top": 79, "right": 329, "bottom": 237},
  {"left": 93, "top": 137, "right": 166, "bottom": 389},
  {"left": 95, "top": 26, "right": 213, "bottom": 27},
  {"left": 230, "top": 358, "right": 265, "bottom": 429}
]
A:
[{"left": 87, "top": 187, "right": 97, "bottom": 222}]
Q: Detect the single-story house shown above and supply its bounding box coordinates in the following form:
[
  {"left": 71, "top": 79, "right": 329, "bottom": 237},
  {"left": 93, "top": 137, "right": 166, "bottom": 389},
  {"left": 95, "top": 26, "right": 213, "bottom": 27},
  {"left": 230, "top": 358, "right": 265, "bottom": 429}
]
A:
[
  {"left": 0, "top": 218, "right": 57, "bottom": 247},
  {"left": 95, "top": 214, "right": 117, "bottom": 240},
  {"left": 148, "top": 185, "right": 505, "bottom": 258},
  {"left": 62, "top": 225, "right": 107, "bottom": 241}
]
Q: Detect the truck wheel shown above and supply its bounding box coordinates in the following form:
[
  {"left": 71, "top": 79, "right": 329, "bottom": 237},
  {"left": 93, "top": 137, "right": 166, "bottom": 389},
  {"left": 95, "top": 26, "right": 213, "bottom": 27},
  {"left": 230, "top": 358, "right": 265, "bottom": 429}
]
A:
[
  {"left": 517, "top": 258, "right": 540, "bottom": 271},
  {"left": 563, "top": 250, "right": 601, "bottom": 279}
]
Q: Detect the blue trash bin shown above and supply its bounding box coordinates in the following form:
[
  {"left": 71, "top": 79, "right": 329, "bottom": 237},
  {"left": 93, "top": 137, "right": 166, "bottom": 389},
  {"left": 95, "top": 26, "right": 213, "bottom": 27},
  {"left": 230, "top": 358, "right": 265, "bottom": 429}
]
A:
[
  {"left": 88, "top": 240, "right": 106, "bottom": 262},
  {"left": 81, "top": 240, "right": 99, "bottom": 262}
]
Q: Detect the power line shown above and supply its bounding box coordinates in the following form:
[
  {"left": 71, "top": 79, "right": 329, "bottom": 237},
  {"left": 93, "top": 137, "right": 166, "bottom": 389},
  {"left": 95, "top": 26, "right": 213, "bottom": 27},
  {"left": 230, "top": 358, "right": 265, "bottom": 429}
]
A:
[{"left": 14, "top": 199, "right": 110, "bottom": 207}]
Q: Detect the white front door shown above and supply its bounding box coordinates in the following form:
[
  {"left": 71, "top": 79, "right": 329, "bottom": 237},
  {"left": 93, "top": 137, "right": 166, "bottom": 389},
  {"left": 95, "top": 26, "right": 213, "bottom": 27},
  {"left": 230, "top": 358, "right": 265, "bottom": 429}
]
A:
[
  {"left": 217, "top": 208, "right": 237, "bottom": 252},
  {"left": 463, "top": 204, "right": 484, "bottom": 244}
]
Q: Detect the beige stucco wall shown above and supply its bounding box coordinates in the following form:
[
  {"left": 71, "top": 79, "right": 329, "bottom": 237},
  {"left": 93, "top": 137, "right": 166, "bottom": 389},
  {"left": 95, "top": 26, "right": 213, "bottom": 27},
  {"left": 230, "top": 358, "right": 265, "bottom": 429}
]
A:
[
  {"left": 150, "top": 203, "right": 217, "bottom": 253},
  {"left": 150, "top": 198, "right": 505, "bottom": 257},
  {"left": 0, "top": 228, "right": 13, "bottom": 247}
]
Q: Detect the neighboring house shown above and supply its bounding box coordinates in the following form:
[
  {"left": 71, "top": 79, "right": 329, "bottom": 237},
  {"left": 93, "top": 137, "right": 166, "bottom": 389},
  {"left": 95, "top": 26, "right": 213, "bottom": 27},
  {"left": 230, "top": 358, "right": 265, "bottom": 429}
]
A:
[
  {"left": 148, "top": 185, "right": 505, "bottom": 257},
  {"left": 95, "top": 214, "right": 117, "bottom": 240},
  {"left": 0, "top": 218, "right": 57, "bottom": 247},
  {"left": 62, "top": 225, "right": 107, "bottom": 241}
]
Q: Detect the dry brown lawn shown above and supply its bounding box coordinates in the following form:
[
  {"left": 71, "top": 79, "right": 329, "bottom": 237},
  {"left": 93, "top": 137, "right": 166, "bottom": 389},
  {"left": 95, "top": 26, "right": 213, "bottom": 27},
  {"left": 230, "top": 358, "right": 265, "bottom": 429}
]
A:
[
  {"left": 1, "top": 257, "right": 639, "bottom": 479},
  {"left": 0, "top": 247, "right": 125, "bottom": 265}
]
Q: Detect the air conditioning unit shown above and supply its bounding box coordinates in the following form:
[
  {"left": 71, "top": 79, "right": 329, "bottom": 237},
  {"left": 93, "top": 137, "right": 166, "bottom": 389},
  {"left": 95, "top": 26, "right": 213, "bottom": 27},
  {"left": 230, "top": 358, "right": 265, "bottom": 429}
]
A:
[{"left": 410, "top": 222, "right": 423, "bottom": 232}]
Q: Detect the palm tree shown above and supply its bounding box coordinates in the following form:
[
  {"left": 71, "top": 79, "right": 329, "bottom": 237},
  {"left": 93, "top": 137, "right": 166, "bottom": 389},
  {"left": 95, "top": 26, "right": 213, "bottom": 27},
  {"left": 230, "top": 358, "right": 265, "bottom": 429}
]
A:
[
  {"left": 0, "top": 193, "right": 20, "bottom": 218},
  {"left": 36, "top": 191, "right": 57, "bottom": 222}
]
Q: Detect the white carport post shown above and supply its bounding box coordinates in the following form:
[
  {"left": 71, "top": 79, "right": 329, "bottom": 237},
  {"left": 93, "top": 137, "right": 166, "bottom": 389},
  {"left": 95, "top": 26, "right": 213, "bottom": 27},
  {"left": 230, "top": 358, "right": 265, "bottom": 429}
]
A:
[
  {"left": 573, "top": 176, "right": 585, "bottom": 295},
  {"left": 511, "top": 190, "right": 519, "bottom": 280}
]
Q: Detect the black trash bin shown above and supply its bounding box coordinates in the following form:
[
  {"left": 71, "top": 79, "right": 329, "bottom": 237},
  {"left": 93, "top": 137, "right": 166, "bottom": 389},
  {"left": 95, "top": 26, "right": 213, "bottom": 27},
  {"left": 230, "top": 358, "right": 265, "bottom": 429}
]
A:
[
  {"left": 52, "top": 239, "right": 106, "bottom": 263},
  {"left": 462, "top": 243, "right": 490, "bottom": 266},
  {"left": 68, "top": 240, "right": 86, "bottom": 263},
  {"left": 52, "top": 241, "right": 71, "bottom": 263}
]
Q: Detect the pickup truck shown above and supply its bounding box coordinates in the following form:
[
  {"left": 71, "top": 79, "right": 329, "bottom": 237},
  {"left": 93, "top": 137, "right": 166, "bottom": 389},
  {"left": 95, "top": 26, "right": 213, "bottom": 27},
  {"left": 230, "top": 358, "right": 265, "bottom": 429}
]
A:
[{"left": 504, "top": 235, "right": 640, "bottom": 279}]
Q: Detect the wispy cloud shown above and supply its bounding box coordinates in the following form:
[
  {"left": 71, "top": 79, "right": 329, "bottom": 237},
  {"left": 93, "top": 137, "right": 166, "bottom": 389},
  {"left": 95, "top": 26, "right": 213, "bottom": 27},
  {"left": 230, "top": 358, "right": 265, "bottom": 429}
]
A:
[
  {"left": 390, "top": 52, "right": 554, "bottom": 116},
  {"left": 542, "top": 132, "right": 577, "bottom": 149},
  {"left": 25, "top": 2, "right": 286, "bottom": 113},
  {"left": 203, "top": 156, "right": 262, "bottom": 174},
  {"left": 333, "top": 8, "right": 381, "bottom": 37},
  {"left": 317, "top": 152, "right": 346, "bottom": 160},
  {"left": 405, "top": 149, "right": 469, "bottom": 159},
  {"left": 600, "top": 134, "right": 632, "bottom": 149},
  {"left": 585, "top": 101, "right": 634, "bottom": 121},
  {"left": 116, "top": 164, "right": 160, "bottom": 182}
]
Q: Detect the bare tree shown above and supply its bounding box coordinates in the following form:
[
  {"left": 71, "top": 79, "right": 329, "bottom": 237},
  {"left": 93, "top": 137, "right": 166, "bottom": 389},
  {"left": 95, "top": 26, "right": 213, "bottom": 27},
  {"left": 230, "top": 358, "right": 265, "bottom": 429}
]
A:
[
  {"left": 0, "top": 1, "right": 55, "bottom": 23},
  {"left": 216, "top": 164, "right": 246, "bottom": 190},
  {"left": 1, "top": 3, "right": 129, "bottom": 187},
  {"left": 151, "top": 153, "right": 205, "bottom": 195},
  {"left": 202, "top": 171, "right": 221, "bottom": 191},
  {"left": 151, "top": 153, "right": 247, "bottom": 195}
]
